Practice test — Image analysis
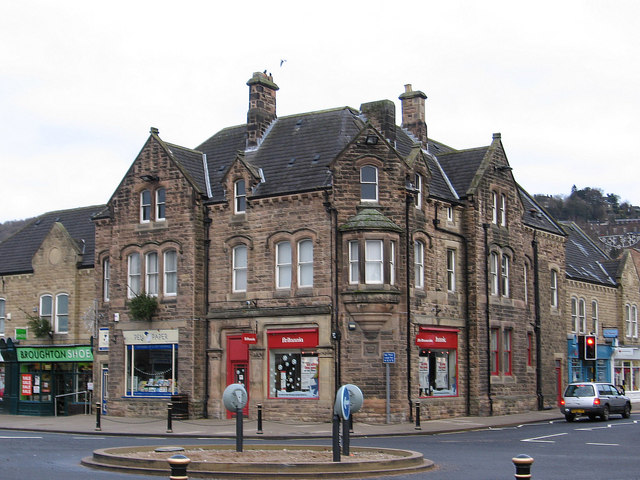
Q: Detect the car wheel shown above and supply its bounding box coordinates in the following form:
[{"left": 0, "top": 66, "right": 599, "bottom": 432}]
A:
[
  {"left": 622, "top": 403, "right": 631, "bottom": 419},
  {"left": 565, "top": 413, "right": 576, "bottom": 422},
  {"left": 601, "top": 405, "right": 610, "bottom": 421}
]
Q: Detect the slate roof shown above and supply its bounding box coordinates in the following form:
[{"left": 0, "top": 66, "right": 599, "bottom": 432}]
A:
[
  {"left": 519, "top": 187, "right": 566, "bottom": 236},
  {"left": 436, "top": 147, "right": 489, "bottom": 197},
  {"left": 560, "top": 221, "right": 616, "bottom": 286},
  {"left": 0, "top": 205, "right": 104, "bottom": 275}
]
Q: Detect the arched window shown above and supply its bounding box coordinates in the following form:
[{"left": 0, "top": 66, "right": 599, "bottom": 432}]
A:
[
  {"left": 145, "top": 252, "right": 159, "bottom": 296},
  {"left": 55, "top": 293, "right": 69, "bottom": 334},
  {"left": 128, "top": 253, "right": 141, "bottom": 298}
]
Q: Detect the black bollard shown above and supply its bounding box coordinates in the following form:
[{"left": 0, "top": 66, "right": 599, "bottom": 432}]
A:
[
  {"left": 257, "top": 403, "right": 263, "bottom": 434},
  {"left": 236, "top": 407, "right": 243, "bottom": 452},
  {"left": 512, "top": 454, "right": 534, "bottom": 479},
  {"left": 332, "top": 414, "right": 341, "bottom": 462},
  {"left": 167, "top": 403, "right": 173, "bottom": 433},
  {"left": 167, "top": 454, "right": 190, "bottom": 480},
  {"left": 95, "top": 402, "right": 101, "bottom": 431},
  {"left": 415, "top": 401, "right": 421, "bottom": 430},
  {"left": 342, "top": 417, "right": 350, "bottom": 456},
  {"left": 349, "top": 413, "right": 354, "bottom": 434}
]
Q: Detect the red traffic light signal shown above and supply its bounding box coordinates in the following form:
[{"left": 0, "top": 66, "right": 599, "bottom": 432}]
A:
[{"left": 584, "top": 334, "right": 597, "bottom": 360}]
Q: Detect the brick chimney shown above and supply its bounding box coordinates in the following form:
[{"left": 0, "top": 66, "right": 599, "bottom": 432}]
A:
[
  {"left": 399, "top": 84, "right": 427, "bottom": 146},
  {"left": 360, "top": 100, "right": 396, "bottom": 144},
  {"left": 246, "top": 71, "right": 279, "bottom": 148}
]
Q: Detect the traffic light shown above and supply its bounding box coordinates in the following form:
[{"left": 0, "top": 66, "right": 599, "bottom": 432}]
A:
[{"left": 584, "top": 334, "right": 597, "bottom": 360}]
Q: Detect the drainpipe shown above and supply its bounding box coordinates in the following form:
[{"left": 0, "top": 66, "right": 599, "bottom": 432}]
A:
[
  {"left": 483, "top": 223, "right": 494, "bottom": 416},
  {"left": 433, "top": 207, "right": 471, "bottom": 416},
  {"left": 532, "top": 232, "right": 544, "bottom": 410},
  {"left": 203, "top": 209, "right": 212, "bottom": 418},
  {"left": 405, "top": 191, "right": 413, "bottom": 422},
  {"left": 324, "top": 192, "right": 341, "bottom": 393}
]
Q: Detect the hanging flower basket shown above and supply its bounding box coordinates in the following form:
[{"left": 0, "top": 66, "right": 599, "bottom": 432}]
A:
[{"left": 128, "top": 292, "right": 159, "bottom": 321}]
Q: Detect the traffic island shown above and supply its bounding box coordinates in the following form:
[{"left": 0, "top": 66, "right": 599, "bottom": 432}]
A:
[{"left": 82, "top": 444, "right": 434, "bottom": 478}]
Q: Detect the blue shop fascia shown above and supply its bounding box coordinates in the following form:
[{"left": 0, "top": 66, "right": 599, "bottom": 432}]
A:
[{"left": 567, "top": 331, "right": 616, "bottom": 384}]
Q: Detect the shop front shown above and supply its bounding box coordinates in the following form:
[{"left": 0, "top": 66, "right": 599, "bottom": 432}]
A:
[
  {"left": 567, "top": 336, "right": 612, "bottom": 384},
  {"left": 612, "top": 346, "right": 640, "bottom": 400},
  {"left": 415, "top": 327, "right": 459, "bottom": 398},
  {"left": 1, "top": 344, "right": 93, "bottom": 416},
  {"left": 267, "top": 328, "right": 319, "bottom": 399}
]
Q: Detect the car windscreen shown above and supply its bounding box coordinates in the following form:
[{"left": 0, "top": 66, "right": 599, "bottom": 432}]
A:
[{"left": 565, "top": 384, "right": 595, "bottom": 397}]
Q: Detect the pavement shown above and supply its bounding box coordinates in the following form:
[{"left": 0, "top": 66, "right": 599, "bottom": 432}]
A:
[{"left": 0, "top": 406, "right": 574, "bottom": 439}]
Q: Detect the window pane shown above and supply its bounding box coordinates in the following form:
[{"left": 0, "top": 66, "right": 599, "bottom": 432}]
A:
[
  {"left": 0, "top": 299, "right": 5, "bottom": 335},
  {"left": 128, "top": 253, "right": 141, "bottom": 298},
  {"left": 164, "top": 250, "right": 177, "bottom": 295},
  {"left": 298, "top": 240, "right": 313, "bottom": 288},
  {"left": 447, "top": 249, "right": 455, "bottom": 292},
  {"left": 40, "top": 295, "right": 52, "bottom": 319},
  {"left": 365, "top": 240, "right": 383, "bottom": 284},
  {"left": 156, "top": 188, "right": 166, "bottom": 220},
  {"left": 233, "top": 246, "right": 247, "bottom": 292},
  {"left": 270, "top": 349, "right": 318, "bottom": 398},
  {"left": 349, "top": 241, "right": 359, "bottom": 284},
  {"left": 103, "top": 258, "right": 110, "bottom": 302},
  {"left": 126, "top": 344, "right": 177, "bottom": 396},
  {"left": 414, "top": 241, "right": 424, "bottom": 288},
  {"left": 235, "top": 180, "right": 246, "bottom": 213},
  {"left": 276, "top": 242, "right": 292, "bottom": 288},
  {"left": 146, "top": 253, "right": 159, "bottom": 296},
  {"left": 360, "top": 166, "right": 378, "bottom": 201},
  {"left": 56, "top": 294, "right": 68, "bottom": 333},
  {"left": 141, "top": 190, "right": 151, "bottom": 222}
]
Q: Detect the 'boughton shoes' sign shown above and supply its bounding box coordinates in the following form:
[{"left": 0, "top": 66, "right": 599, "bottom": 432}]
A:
[{"left": 16, "top": 345, "right": 93, "bottom": 362}]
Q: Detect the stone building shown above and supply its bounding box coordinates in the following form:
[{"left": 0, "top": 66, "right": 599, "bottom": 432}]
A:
[
  {"left": 87, "top": 72, "right": 569, "bottom": 422},
  {"left": 0, "top": 206, "right": 101, "bottom": 415}
]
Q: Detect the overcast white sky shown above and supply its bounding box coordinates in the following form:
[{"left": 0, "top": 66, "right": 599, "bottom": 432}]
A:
[{"left": 1, "top": 1, "right": 639, "bottom": 222}]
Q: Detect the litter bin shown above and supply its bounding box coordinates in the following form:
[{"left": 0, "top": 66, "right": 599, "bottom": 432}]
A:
[{"left": 171, "top": 394, "right": 189, "bottom": 419}]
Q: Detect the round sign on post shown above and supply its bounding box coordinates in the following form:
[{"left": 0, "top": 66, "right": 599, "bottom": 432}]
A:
[
  {"left": 222, "top": 383, "right": 248, "bottom": 412},
  {"left": 334, "top": 385, "right": 351, "bottom": 420}
]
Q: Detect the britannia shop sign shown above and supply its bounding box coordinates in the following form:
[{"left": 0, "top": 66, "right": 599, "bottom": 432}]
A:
[{"left": 16, "top": 346, "right": 93, "bottom": 362}]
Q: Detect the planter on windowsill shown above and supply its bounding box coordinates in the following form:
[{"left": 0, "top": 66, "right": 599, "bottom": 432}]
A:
[{"left": 128, "top": 292, "right": 159, "bottom": 321}]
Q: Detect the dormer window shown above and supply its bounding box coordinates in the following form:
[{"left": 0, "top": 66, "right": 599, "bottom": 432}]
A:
[
  {"left": 360, "top": 166, "right": 378, "bottom": 202},
  {"left": 141, "top": 190, "right": 152, "bottom": 223},
  {"left": 234, "top": 180, "right": 246, "bottom": 214}
]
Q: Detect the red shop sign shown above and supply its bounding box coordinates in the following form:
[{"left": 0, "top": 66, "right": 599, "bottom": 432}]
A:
[
  {"left": 415, "top": 330, "right": 458, "bottom": 349},
  {"left": 267, "top": 329, "right": 318, "bottom": 349},
  {"left": 241, "top": 333, "right": 258, "bottom": 344}
]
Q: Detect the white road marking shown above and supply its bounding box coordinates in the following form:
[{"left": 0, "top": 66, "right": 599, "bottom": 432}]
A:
[
  {"left": 586, "top": 442, "right": 619, "bottom": 446},
  {"left": 521, "top": 432, "right": 568, "bottom": 443},
  {"left": 0, "top": 436, "right": 43, "bottom": 439}
]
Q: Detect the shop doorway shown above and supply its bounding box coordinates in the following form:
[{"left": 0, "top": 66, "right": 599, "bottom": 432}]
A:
[
  {"left": 226, "top": 335, "right": 249, "bottom": 418},
  {"left": 555, "top": 360, "right": 563, "bottom": 406},
  {"left": 54, "top": 369, "right": 73, "bottom": 416}
]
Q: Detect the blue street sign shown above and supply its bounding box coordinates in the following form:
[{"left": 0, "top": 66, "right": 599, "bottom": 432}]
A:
[{"left": 383, "top": 352, "right": 396, "bottom": 363}]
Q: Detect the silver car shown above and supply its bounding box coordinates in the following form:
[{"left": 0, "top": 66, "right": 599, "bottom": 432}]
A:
[{"left": 560, "top": 382, "right": 631, "bottom": 422}]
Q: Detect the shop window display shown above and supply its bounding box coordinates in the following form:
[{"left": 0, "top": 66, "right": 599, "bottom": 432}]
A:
[
  {"left": 269, "top": 350, "right": 318, "bottom": 398},
  {"left": 126, "top": 344, "right": 177, "bottom": 396},
  {"left": 418, "top": 349, "right": 457, "bottom": 397}
]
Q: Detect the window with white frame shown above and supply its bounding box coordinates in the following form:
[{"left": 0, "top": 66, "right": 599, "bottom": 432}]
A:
[
  {"left": 140, "top": 190, "right": 152, "bottom": 223},
  {"left": 40, "top": 294, "right": 53, "bottom": 329},
  {"left": 572, "top": 297, "right": 586, "bottom": 333},
  {"left": 297, "top": 240, "right": 313, "bottom": 288},
  {"left": 501, "top": 255, "right": 510, "bottom": 298},
  {"left": 146, "top": 252, "right": 159, "bottom": 296},
  {"left": 164, "top": 250, "right": 177, "bottom": 296},
  {"left": 578, "top": 298, "right": 586, "bottom": 333},
  {"left": 414, "top": 240, "right": 424, "bottom": 288},
  {"left": 128, "top": 253, "right": 141, "bottom": 298},
  {"left": 572, "top": 297, "right": 578, "bottom": 332},
  {"left": 390, "top": 241, "right": 396, "bottom": 285},
  {"left": 364, "top": 240, "right": 383, "bottom": 284},
  {"left": 234, "top": 180, "right": 246, "bottom": 214},
  {"left": 103, "top": 258, "right": 110, "bottom": 302},
  {"left": 55, "top": 293, "right": 69, "bottom": 334},
  {"left": 591, "top": 300, "right": 598, "bottom": 335},
  {"left": 446, "top": 206, "right": 453, "bottom": 222},
  {"left": 490, "top": 252, "right": 499, "bottom": 296},
  {"left": 349, "top": 241, "right": 359, "bottom": 284},
  {"left": 491, "top": 191, "right": 498, "bottom": 224},
  {"left": 276, "top": 242, "right": 292, "bottom": 289},
  {"left": 627, "top": 304, "right": 638, "bottom": 338},
  {"left": 0, "top": 298, "right": 5, "bottom": 336},
  {"left": 232, "top": 245, "right": 247, "bottom": 292},
  {"left": 156, "top": 188, "right": 166, "bottom": 221},
  {"left": 414, "top": 173, "right": 422, "bottom": 208},
  {"left": 550, "top": 269, "right": 558, "bottom": 307},
  {"left": 500, "top": 193, "right": 507, "bottom": 226},
  {"left": 446, "top": 249, "right": 456, "bottom": 292},
  {"left": 360, "top": 165, "right": 378, "bottom": 202}
]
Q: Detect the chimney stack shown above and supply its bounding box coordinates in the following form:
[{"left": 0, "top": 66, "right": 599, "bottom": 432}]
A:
[
  {"left": 360, "top": 100, "right": 396, "bottom": 145},
  {"left": 399, "top": 84, "right": 427, "bottom": 147},
  {"left": 246, "top": 71, "right": 279, "bottom": 148}
]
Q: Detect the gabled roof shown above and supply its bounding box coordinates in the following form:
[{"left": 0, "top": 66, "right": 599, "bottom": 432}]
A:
[
  {"left": 519, "top": 187, "right": 566, "bottom": 236},
  {"left": 561, "top": 221, "right": 616, "bottom": 286},
  {"left": 0, "top": 205, "right": 104, "bottom": 275},
  {"left": 164, "top": 142, "right": 209, "bottom": 196},
  {"left": 436, "top": 147, "right": 490, "bottom": 198}
]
